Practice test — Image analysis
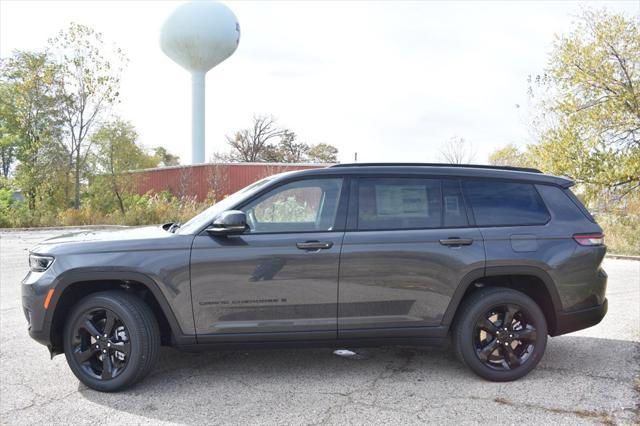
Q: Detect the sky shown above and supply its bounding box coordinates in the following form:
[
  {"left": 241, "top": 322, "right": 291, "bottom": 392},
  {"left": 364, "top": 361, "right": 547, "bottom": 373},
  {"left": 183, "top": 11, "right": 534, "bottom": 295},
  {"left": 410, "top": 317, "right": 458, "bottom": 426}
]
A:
[{"left": 1, "top": 0, "right": 638, "bottom": 165}]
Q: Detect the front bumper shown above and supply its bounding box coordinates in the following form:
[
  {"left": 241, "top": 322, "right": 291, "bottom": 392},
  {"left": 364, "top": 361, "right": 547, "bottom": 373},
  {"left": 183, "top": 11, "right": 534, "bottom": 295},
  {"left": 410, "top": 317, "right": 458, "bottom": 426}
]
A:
[
  {"left": 21, "top": 271, "right": 55, "bottom": 348},
  {"left": 553, "top": 298, "right": 608, "bottom": 336}
]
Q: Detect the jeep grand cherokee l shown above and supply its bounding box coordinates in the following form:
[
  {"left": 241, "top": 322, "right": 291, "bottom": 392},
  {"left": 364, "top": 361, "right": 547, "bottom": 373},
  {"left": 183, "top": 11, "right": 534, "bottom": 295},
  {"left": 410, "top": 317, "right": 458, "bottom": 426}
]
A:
[{"left": 22, "top": 164, "right": 608, "bottom": 391}]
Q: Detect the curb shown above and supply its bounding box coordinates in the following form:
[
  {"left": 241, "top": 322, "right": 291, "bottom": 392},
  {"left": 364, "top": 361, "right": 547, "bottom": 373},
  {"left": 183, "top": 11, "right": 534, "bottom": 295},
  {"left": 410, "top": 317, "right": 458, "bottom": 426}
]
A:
[
  {"left": 0, "top": 225, "right": 130, "bottom": 232},
  {"left": 606, "top": 254, "right": 640, "bottom": 261}
]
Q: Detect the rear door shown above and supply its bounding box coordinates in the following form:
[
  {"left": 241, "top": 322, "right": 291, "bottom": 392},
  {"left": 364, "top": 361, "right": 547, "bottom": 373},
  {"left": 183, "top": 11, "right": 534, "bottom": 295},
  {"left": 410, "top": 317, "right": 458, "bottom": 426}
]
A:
[
  {"left": 190, "top": 177, "right": 348, "bottom": 342},
  {"left": 337, "top": 177, "right": 485, "bottom": 338}
]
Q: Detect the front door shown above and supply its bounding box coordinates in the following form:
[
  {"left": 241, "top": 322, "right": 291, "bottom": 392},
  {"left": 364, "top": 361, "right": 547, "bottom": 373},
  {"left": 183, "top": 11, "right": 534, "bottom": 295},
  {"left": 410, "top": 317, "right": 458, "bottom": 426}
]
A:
[
  {"left": 338, "top": 177, "right": 485, "bottom": 338},
  {"left": 190, "top": 177, "right": 347, "bottom": 342}
]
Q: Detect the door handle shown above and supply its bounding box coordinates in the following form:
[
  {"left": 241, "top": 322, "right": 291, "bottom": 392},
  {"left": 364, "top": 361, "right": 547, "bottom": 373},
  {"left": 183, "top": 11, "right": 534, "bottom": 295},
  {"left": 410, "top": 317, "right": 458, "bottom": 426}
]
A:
[
  {"left": 296, "top": 241, "right": 334, "bottom": 250},
  {"left": 439, "top": 238, "right": 473, "bottom": 246}
]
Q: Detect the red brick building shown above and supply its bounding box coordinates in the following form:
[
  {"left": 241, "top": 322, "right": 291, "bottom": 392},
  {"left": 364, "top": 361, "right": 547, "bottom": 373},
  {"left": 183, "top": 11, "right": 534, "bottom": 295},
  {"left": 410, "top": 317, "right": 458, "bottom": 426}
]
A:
[{"left": 132, "top": 162, "right": 328, "bottom": 201}]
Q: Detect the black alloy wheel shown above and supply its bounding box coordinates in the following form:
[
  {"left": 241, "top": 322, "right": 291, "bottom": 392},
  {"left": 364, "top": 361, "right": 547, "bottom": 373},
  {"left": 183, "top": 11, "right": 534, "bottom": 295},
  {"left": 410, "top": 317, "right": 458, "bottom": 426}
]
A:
[
  {"left": 474, "top": 304, "right": 538, "bottom": 370},
  {"left": 453, "top": 287, "right": 548, "bottom": 381},
  {"left": 70, "top": 308, "right": 131, "bottom": 380},
  {"left": 63, "top": 291, "right": 160, "bottom": 392}
]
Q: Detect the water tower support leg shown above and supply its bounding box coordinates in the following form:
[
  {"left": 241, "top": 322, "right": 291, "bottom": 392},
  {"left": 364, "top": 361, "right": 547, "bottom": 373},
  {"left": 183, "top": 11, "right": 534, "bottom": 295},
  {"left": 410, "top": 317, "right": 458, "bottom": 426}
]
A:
[{"left": 192, "top": 71, "right": 206, "bottom": 164}]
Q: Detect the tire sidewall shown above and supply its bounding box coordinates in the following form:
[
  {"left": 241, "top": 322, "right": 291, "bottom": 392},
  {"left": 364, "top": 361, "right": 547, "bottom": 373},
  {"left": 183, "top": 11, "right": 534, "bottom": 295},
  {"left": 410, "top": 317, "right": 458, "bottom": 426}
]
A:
[
  {"left": 63, "top": 293, "right": 146, "bottom": 392},
  {"left": 457, "top": 290, "right": 548, "bottom": 381}
]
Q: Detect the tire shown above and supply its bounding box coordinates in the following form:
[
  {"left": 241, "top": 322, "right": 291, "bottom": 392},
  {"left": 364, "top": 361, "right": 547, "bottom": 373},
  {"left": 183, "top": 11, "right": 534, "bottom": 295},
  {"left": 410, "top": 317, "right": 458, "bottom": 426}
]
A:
[
  {"left": 63, "top": 291, "right": 160, "bottom": 392},
  {"left": 452, "top": 287, "right": 548, "bottom": 381}
]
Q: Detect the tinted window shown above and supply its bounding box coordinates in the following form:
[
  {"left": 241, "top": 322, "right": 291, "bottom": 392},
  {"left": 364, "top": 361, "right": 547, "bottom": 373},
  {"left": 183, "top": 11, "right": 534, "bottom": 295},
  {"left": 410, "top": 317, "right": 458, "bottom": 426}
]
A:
[
  {"left": 358, "top": 178, "right": 442, "bottom": 230},
  {"left": 243, "top": 178, "right": 343, "bottom": 233},
  {"left": 443, "top": 180, "right": 468, "bottom": 227},
  {"left": 463, "top": 180, "right": 550, "bottom": 226}
]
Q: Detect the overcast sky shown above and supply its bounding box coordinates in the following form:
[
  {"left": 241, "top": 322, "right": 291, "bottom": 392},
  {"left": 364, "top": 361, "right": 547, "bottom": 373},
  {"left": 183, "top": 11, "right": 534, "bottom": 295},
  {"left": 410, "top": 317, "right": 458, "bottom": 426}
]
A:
[{"left": 1, "top": 1, "right": 638, "bottom": 164}]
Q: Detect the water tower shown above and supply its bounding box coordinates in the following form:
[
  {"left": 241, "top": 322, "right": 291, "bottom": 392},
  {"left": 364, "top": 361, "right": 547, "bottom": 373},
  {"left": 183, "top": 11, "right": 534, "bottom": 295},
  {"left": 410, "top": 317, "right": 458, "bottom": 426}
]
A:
[{"left": 160, "top": 1, "right": 240, "bottom": 164}]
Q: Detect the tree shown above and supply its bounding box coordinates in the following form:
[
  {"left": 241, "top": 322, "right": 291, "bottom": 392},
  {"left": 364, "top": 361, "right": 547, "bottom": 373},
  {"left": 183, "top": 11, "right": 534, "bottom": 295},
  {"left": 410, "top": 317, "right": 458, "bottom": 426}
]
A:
[
  {"left": 308, "top": 143, "right": 338, "bottom": 163},
  {"left": 0, "top": 84, "right": 18, "bottom": 177},
  {"left": 224, "top": 115, "right": 339, "bottom": 163},
  {"left": 488, "top": 144, "right": 530, "bottom": 167},
  {"left": 226, "top": 115, "right": 284, "bottom": 162},
  {"left": 0, "top": 51, "right": 65, "bottom": 210},
  {"left": 153, "top": 146, "right": 180, "bottom": 167},
  {"left": 439, "top": 136, "right": 475, "bottom": 164},
  {"left": 530, "top": 9, "right": 639, "bottom": 198},
  {"left": 91, "top": 119, "right": 158, "bottom": 214},
  {"left": 49, "top": 22, "right": 127, "bottom": 208}
]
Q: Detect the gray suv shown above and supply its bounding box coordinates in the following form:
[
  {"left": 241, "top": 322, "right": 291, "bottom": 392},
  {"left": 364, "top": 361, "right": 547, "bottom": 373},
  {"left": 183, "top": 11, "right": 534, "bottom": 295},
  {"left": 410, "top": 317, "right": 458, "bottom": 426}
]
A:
[{"left": 22, "top": 164, "right": 608, "bottom": 391}]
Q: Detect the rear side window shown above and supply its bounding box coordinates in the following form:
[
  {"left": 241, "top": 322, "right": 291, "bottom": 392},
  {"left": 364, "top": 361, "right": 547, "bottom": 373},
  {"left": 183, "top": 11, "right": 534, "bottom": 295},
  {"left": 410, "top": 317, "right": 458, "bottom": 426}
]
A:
[
  {"left": 357, "top": 178, "right": 442, "bottom": 230},
  {"left": 463, "top": 180, "right": 550, "bottom": 226}
]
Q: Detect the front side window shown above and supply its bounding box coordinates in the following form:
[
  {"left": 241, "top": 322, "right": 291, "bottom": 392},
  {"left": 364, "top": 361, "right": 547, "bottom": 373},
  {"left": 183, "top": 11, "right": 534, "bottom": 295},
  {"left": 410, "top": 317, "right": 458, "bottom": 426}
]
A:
[
  {"left": 242, "top": 178, "right": 343, "bottom": 233},
  {"left": 463, "top": 180, "right": 550, "bottom": 226},
  {"left": 357, "top": 178, "right": 442, "bottom": 230}
]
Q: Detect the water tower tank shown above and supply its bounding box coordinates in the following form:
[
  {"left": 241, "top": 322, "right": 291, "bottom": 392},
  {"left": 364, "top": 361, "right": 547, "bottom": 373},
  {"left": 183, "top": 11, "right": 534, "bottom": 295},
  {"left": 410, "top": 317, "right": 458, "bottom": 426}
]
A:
[{"left": 160, "top": 1, "right": 240, "bottom": 164}]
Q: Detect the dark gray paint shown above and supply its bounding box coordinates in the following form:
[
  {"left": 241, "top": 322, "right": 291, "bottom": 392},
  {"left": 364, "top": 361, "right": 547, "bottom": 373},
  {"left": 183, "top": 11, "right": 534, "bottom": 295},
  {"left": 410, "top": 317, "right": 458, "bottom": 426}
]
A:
[
  {"left": 21, "top": 165, "right": 608, "bottom": 354},
  {"left": 190, "top": 232, "right": 343, "bottom": 339},
  {"left": 338, "top": 228, "right": 484, "bottom": 336}
]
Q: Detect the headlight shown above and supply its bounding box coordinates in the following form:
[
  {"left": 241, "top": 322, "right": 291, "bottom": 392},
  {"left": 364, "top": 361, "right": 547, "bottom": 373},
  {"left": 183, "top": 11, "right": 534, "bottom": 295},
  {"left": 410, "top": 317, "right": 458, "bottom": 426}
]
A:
[{"left": 29, "top": 254, "right": 55, "bottom": 272}]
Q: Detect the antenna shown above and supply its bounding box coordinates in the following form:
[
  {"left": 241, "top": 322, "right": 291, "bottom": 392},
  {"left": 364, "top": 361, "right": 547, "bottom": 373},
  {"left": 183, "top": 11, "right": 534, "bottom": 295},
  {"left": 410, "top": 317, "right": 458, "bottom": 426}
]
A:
[{"left": 160, "top": 1, "right": 240, "bottom": 164}]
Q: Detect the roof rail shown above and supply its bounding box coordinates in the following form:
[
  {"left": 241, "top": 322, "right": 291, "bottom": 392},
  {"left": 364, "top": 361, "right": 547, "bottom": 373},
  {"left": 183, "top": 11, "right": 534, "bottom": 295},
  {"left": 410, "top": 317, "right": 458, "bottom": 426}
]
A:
[{"left": 330, "top": 163, "right": 542, "bottom": 174}]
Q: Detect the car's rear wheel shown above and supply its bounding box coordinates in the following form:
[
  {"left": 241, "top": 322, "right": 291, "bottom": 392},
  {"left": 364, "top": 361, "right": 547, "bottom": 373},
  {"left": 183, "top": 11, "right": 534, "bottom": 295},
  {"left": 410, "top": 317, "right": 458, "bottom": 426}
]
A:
[
  {"left": 63, "top": 291, "right": 160, "bottom": 392},
  {"left": 453, "top": 287, "right": 547, "bottom": 381}
]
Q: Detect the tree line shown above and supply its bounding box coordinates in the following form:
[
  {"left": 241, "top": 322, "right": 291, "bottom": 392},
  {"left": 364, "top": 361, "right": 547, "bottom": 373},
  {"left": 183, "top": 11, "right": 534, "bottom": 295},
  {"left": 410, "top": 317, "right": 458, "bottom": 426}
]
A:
[
  {"left": 489, "top": 9, "right": 639, "bottom": 254},
  {"left": 0, "top": 22, "right": 338, "bottom": 226}
]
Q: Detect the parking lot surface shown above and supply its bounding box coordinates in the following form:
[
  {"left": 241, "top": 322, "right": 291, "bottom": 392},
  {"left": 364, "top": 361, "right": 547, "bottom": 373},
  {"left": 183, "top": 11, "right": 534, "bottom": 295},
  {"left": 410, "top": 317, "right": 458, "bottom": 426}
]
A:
[{"left": 1, "top": 229, "right": 638, "bottom": 425}]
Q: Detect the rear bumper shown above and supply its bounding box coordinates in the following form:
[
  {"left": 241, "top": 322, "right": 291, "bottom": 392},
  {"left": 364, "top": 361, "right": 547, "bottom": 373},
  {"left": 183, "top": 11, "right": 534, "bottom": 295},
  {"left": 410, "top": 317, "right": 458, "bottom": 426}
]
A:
[{"left": 552, "top": 298, "right": 608, "bottom": 336}]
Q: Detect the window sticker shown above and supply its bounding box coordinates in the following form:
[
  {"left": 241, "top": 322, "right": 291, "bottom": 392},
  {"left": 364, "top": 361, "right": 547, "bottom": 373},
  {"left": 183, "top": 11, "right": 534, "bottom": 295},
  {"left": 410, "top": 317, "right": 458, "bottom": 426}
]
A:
[
  {"left": 375, "top": 185, "right": 429, "bottom": 217},
  {"left": 444, "top": 195, "right": 460, "bottom": 216}
]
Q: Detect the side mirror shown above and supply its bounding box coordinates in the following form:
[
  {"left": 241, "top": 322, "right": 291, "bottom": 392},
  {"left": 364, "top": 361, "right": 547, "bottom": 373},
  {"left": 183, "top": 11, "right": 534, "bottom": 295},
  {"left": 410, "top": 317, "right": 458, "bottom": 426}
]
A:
[{"left": 205, "top": 210, "right": 247, "bottom": 235}]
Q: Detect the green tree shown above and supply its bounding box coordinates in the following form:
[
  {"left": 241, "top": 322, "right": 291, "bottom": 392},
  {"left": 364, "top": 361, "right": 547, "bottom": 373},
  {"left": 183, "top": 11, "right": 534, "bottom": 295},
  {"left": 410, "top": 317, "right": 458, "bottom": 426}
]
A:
[
  {"left": 530, "top": 9, "right": 639, "bottom": 198},
  {"left": 91, "top": 119, "right": 158, "bottom": 214},
  {"left": 488, "top": 144, "right": 530, "bottom": 168},
  {"left": 0, "top": 51, "right": 65, "bottom": 210},
  {"left": 308, "top": 143, "right": 338, "bottom": 163},
  {"left": 0, "top": 84, "right": 18, "bottom": 177},
  {"left": 49, "top": 22, "right": 127, "bottom": 209},
  {"left": 153, "top": 146, "right": 180, "bottom": 167}
]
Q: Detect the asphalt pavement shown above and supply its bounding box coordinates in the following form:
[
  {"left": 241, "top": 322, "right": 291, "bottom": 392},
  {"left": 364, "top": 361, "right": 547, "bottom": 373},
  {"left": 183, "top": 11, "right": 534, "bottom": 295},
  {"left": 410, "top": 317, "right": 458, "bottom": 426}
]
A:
[{"left": 1, "top": 229, "right": 638, "bottom": 425}]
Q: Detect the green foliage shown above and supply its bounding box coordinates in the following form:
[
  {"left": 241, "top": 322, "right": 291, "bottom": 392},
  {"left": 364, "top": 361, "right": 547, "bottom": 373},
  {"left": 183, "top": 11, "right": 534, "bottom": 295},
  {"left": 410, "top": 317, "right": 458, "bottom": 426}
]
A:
[
  {"left": 488, "top": 144, "right": 531, "bottom": 168},
  {"left": 529, "top": 8, "right": 639, "bottom": 199},
  {"left": 0, "top": 189, "right": 212, "bottom": 229},
  {"left": 489, "top": 9, "right": 639, "bottom": 255},
  {"left": 90, "top": 119, "right": 159, "bottom": 214},
  {"left": 153, "top": 146, "right": 180, "bottom": 167},
  {"left": 308, "top": 143, "right": 338, "bottom": 163},
  {"left": 49, "top": 22, "right": 128, "bottom": 209},
  {"left": 0, "top": 51, "right": 66, "bottom": 210}
]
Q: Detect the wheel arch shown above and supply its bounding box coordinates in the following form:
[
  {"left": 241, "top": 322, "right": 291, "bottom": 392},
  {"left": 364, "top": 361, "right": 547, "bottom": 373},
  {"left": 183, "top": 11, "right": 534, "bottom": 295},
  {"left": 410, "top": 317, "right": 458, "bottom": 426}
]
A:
[
  {"left": 47, "top": 270, "right": 195, "bottom": 355},
  {"left": 443, "top": 266, "right": 563, "bottom": 336}
]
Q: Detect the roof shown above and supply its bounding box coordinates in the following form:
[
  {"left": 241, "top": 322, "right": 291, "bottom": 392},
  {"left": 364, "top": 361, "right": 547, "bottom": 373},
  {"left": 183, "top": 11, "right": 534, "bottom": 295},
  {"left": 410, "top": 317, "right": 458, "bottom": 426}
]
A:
[{"left": 276, "top": 163, "right": 574, "bottom": 188}]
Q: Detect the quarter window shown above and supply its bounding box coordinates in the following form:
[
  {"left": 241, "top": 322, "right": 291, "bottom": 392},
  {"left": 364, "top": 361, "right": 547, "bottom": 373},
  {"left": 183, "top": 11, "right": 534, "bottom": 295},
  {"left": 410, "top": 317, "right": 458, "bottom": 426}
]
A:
[
  {"left": 463, "top": 180, "right": 550, "bottom": 226},
  {"left": 357, "top": 178, "right": 442, "bottom": 230}
]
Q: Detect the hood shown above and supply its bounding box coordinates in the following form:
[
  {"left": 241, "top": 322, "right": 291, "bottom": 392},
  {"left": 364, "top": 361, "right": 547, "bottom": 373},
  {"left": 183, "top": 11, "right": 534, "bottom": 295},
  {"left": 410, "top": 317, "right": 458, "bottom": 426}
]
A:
[
  {"left": 30, "top": 225, "right": 191, "bottom": 255},
  {"left": 39, "top": 226, "right": 164, "bottom": 244}
]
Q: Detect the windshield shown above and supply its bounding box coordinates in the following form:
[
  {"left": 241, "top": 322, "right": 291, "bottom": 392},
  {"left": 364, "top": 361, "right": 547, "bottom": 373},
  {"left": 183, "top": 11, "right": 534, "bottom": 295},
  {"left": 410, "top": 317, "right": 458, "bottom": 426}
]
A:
[{"left": 178, "top": 177, "right": 274, "bottom": 234}]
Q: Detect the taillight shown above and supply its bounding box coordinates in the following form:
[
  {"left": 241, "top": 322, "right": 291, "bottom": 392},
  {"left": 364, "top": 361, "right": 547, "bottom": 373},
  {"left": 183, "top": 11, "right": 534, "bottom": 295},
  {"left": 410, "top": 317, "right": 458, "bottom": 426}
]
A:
[{"left": 573, "top": 233, "right": 605, "bottom": 246}]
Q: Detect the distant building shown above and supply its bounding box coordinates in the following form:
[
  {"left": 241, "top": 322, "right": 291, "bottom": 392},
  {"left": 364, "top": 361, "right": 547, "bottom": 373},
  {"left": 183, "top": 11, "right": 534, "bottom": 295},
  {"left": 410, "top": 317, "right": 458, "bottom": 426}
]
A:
[{"left": 131, "top": 162, "right": 329, "bottom": 201}]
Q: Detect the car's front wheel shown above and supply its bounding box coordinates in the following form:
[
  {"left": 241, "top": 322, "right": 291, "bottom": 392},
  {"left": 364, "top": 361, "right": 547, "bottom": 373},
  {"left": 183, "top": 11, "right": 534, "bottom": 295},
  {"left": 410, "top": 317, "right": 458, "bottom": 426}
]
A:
[
  {"left": 453, "top": 287, "right": 548, "bottom": 381},
  {"left": 63, "top": 291, "right": 160, "bottom": 392}
]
